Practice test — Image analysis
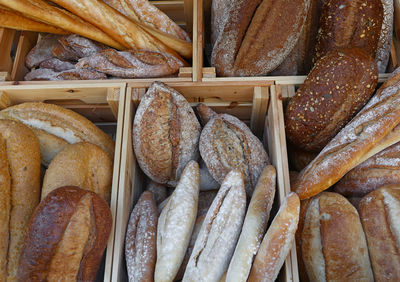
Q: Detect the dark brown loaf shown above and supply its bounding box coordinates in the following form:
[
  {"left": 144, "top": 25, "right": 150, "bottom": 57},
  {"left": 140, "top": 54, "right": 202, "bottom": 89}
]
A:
[
  {"left": 125, "top": 191, "right": 158, "bottom": 282},
  {"left": 25, "top": 34, "right": 60, "bottom": 69},
  {"left": 18, "top": 186, "right": 112, "bottom": 281},
  {"left": 301, "top": 192, "right": 373, "bottom": 281},
  {"left": 314, "top": 0, "right": 383, "bottom": 62},
  {"left": 285, "top": 48, "right": 378, "bottom": 152},
  {"left": 334, "top": 141, "right": 400, "bottom": 197},
  {"left": 359, "top": 188, "right": 400, "bottom": 281}
]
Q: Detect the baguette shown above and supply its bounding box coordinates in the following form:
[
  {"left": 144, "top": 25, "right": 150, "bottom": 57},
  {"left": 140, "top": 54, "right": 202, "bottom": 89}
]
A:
[
  {"left": 0, "top": 5, "right": 68, "bottom": 34},
  {"left": 226, "top": 165, "right": 276, "bottom": 282},
  {"left": 0, "top": 0, "right": 124, "bottom": 49},
  {"left": 248, "top": 192, "right": 300, "bottom": 282},
  {"left": 293, "top": 67, "right": 400, "bottom": 199}
]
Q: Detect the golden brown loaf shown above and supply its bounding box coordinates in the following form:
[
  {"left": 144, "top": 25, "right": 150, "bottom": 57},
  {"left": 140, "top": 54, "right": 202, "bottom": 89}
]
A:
[
  {"left": 286, "top": 48, "right": 378, "bottom": 152},
  {"left": 248, "top": 192, "right": 300, "bottom": 282},
  {"left": 301, "top": 192, "right": 373, "bottom": 281},
  {"left": 0, "top": 135, "right": 10, "bottom": 281},
  {"left": 359, "top": 187, "right": 400, "bottom": 281},
  {"left": 42, "top": 142, "right": 113, "bottom": 203},
  {"left": 0, "top": 120, "right": 41, "bottom": 281},
  {"left": 293, "top": 68, "right": 400, "bottom": 199},
  {"left": 132, "top": 82, "right": 201, "bottom": 187},
  {"left": 18, "top": 186, "right": 112, "bottom": 281},
  {"left": 314, "top": 0, "right": 383, "bottom": 62},
  {"left": 125, "top": 191, "right": 158, "bottom": 282}
]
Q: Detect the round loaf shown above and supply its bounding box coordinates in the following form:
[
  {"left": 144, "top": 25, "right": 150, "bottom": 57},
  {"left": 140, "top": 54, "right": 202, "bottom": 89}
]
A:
[
  {"left": 286, "top": 48, "right": 378, "bottom": 152},
  {"left": 359, "top": 187, "right": 400, "bottom": 281},
  {"left": 18, "top": 186, "right": 112, "bottom": 281},
  {"left": 132, "top": 82, "right": 201, "bottom": 187},
  {"left": 199, "top": 113, "right": 269, "bottom": 196},
  {"left": 42, "top": 142, "right": 113, "bottom": 203}
]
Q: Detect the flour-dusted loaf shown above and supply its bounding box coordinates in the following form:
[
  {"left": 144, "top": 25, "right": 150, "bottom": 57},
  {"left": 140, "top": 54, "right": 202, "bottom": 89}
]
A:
[
  {"left": 39, "top": 58, "right": 75, "bottom": 72},
  {"left": 25, "top": 34, "right": 60, "bottom": 69},
  {"left": 359, "top": 187, "right": 400, "bottom": 281},
  {"left": 301, "top": 192, "right": 373, "bottom": 281},
  {"left": 286, "top": 48, "right": 378, "bottom": 152},
  {"left": 125, "top": 191, "right": 158, "bottom": 282},
  {"left": 335, "top": 141, "right": 400, "bottom": 197},
  {"left": 133, "top": 82, "right": 201, "bottom": 187},
  {"left": 199, "top": 108, "right": 269, "bottom": 196},
  {"left": 42, "top": 142, "right": 113, "bottom": 203},
  {"left": 24, "top": 68, "right": 107, "bottom": 81},
  {"left": 248, "top": 192, "right": 300, "bottom": 282},
  {"left": 18, "top": 186, "right": 112, "bottom": 281},
  {"left": 0, "top": 120, "right": 40, "bottom": 281},
  {"left": 314, "top": 0, "right": 383, "bottom": 62},
  {"left": 293, "top": 68, "right": 400, "bottom": 199},
  {"left": 155, "top": 161, "right": 200, "bottom": 282},
  {"left": 226, "top": 165, "right": 276, "bottom": 282},
  {"left": 376, "top": 0, "right": 394, "bottom": 73},
  {"left": 183, "top": 170, "right": 246, "bottom": 282}
]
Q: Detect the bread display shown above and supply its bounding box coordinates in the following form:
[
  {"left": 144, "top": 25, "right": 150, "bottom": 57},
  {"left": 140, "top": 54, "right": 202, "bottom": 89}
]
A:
[
  {"left": 0, "top": 120, "right": 41, "bottom": 281},
  {"left": 132, "top": 82, "right": 201, "bottom": 187},
  {"left": 301, "top": 192, "right": 373, "bottom": 281},
  {"left": 248, "top": 192, "right": 300, "bottom": 282},
  {"left": 226, "top": 165, "right": 276, "bottom": 282},
  {"left": 286, "top": 48, "right": 378, "bottom": 152},
  {"left": 125, "top": 191, "right": 158, "bottom": 282},
  {"left": 155, "top": 161, "right": 200, "bottom": 282},
  {"left": 18, "top": 186, "right": 112, "bottom": 281},
  {"left": 314, "top": 0, "right": 383, "bottom": 62},
  {"left": 183, "top": 170, "right": 246, "bottom": 282},
  {"left": 42, "top": 142, "right": 113, "bottom": 203},
  {"left": 293, "top": 68, "right": 400, "bottom": 199},
  {"left": 359, "top": 187, "right": 400, "bottom": 281},
  {"left": 0, "top": 102, "right": 115, "bottom": 166},
  {"left": 199, "top": 103, "right": 269, "bottom": 196}
]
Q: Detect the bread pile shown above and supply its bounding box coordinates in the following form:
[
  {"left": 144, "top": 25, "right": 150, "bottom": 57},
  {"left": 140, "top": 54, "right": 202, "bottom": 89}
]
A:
[
  {"left": 125, "top": 81, "right": 298, "bottom": 281},
  {"left": 0, "top": 0, "right": 191, "bottom": 80},
  {"left": 211, "top": 0, "right": 393, "bottom": 76},
  {"left": 0, "top": 102, "right": 115, "bottom": 280}
]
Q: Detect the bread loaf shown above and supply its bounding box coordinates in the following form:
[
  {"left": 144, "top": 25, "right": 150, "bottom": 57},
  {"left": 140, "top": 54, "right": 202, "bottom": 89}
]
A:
[
  {"left": 125, "top": 191, "right": 158, "bottom": 282},
  {"left": 286, "top": 48, "right": 378, "bottom": 152},
  {"left": 293, "top": 67, "right": 400, "bottom": 199},
  {"left": 314, "top": 0, "right": 383, "bottom": 62},
  {"left": 155, "top": 161, "right": 200, "bottom": 282},
  {"left": 301, "top": 192, "right": 373, "bottom": 281},
  {"left": 376, "top": 0, "right": 394, "bottom": 73},
  {"left": 295, "top": 199, "right": 311, "bottom": 282},
  {"left": 199, "top": 159, "right": 219, "bottom": 191},
  {"left": 359, "top": 187, "right": 400, "bottom": 281},
  {"left": 248, "top": 192, "right": 300, "bottom": 282},
  {"left": 39, "top": 58, "right": 75, "bottom": 72},
  {"left": 25, "top": 34, "right": 60, "bottom": 69},
  {"left": 133, "top": 82, "right": 201, "bottom": 187},
  {"left": 199, "top": 106, "right": 269, "bottom": 196},
  {"left": 0, "top": 120, "right": 41, "bottom": 281},
  {"left": 42, "top": 142, "right": 113, "bottom": 203},
  {"left": 288, "top": 145, "right": 318, "bottom": 172},
  {"left": 18, "top": 186, "right": 112, "bottom": 281},
  {"left": 226, "top": 165, "right": 276, "bottom": 282},
  {"left": 183, "top": 170, "right": 246, "bottom": 282},
  {"left": 146, "top": 181, "right": 168, "bottom": 205},
  {"left": 24, "top": 68, "right": 107, "bottom": 81}
]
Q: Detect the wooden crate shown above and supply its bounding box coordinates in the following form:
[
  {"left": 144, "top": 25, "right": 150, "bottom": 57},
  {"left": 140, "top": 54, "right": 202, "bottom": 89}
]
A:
[
  {"left": 112, "top": 81, "right": 299, "bottom": 281},
  {"left": 0, "top": 82, "right": 127, "bottom": 282},
  {"left": 0, "top": 0, "right": 200, "bottom": 82},
  {"left": 198, "top": 0, "right": 400, "bottom": 82}
]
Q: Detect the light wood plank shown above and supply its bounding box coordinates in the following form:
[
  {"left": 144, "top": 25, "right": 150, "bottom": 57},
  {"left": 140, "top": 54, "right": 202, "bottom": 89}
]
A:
[
  {"left": 250, "top": 86, "right": 269, "bottom": 138},
  {"left": 11, "top": 31, "right": 38, "bottom": 81}
]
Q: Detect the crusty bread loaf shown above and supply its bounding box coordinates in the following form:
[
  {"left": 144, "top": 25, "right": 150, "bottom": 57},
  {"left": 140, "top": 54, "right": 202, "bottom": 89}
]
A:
[
  {"left": 295, "top": 199, "right": 311, "bottom": 282},
  {"left": 376, "top": 0, "right": 394, "bottom": 73},
  {"left": 42, "top": 142, "right": 113, "bottom": 203},
  {"left": 125, "top": 191, "right": 158, "bottom": 282},
  {"left": 196, "top": 103, "right": 218, "bottom": 127},
  {"left": 359, "top": 187, "right": 400, "bottom": 281},
  {"left": 133, "top": 82, "right": 201, "bottom": 187},
  {"left": 288, "top": 145, "right": 318, "bottom": 172},
  {"left": 24, "top": 68, "right": 107, "bottom": 81},
  {"left": 183, "top": 170, "right": 246, "bottom": 282},
  {"left": 0, "top": 102, "right": 115, "bottom": 164},
  {"left": 146, "top": 181, "right": 168, "bottom": 205},
  {"left": 39, "top": 58, "right": 75, "bottom": 72},
  {"left": 25, "top": 34, "right": 60, "bottom": 69},
  {"left": 18, "top": 186, "right": 112, "bottom": 281},
  {"left": 301, "top": 192, "right": 373, "bottom": 281},
  {"left": 0, "top": 119, "right": 41, "bottom": 281},
  {"left": 199, "top": 110, "right": 269, "bottom": 196},
  {"left": 293, "top": 67, "right": 400, "bottom": 199},
  {"left": 314, "top": 0, "right": 383, "bottom": 62},
  {"left": 286, "top": 48, "right": 378, "bottom": 152},
  {"left": 248, "top": 192, "right": 300, "bottom": 282},
  {"left": 155, "top": 161, "right": 200, "bottom": 282},
  {"left": 226, "top": 165, "right": 276, "bottom": 282}
]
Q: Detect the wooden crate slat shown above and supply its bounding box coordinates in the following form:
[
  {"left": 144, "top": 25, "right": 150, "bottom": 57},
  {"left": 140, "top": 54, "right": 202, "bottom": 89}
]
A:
[
  {"left": 250, "top": 86, "right": 269, "bottom": 139},
  {"left": 0, "top": 28, "right": 15, "bottom": 75},
  {"left": 11, "top": 31, "right": 38, "bottom": 81}
]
